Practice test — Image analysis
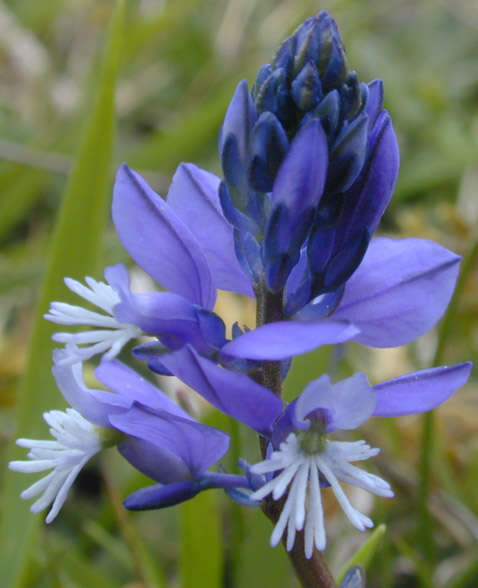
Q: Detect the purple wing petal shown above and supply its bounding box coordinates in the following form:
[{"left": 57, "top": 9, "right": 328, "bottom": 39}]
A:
[
  {"left": 160, "top": 346, "right": 283, "bottom": 435},
  {"left": 119, "top": 437, "right": 192, "bottom": 483},
  {"left": 167, "top": 163, "right": 254, "bottom": 297},
  {"left": 221, "top": 319, "right": 359, "bottom": 360},
  {"left": 94, "top": 360, "right": 191, "bottom": 419},
  {"left": 112, "top": 164, "right": 216, "bottom": 308},
  {"left": 334, "top": 237, "right": 461, "bottom": 347},
  {"left": 373, "top": 362, "right": 472, "bottom": 417},
  {"left": 110, "top": 407, "right": 229, "bottom": 480},
  {"left": 271, "top": 118, "right": 328, "bottom": 215},
  {"left": 52, "top": 350, "right": 130, "bottom": 427}
]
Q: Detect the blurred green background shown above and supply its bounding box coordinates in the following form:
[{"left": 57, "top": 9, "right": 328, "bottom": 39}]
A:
[{"left": 0, "top": 1, "right": 477, "bottom": 587}]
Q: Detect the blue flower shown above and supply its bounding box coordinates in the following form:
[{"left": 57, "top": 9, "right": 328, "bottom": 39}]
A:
[
  {"left": 9, "top": 350, "right": 233, "bottom": 521},
  {"left": 249, "top": 363, "right": 472, "bottom": 556}
]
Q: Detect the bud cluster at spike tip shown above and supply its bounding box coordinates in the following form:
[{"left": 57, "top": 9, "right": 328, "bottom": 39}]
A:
[
  {"left": 9, "top": 9, "right": 472, "bottom": 564},
  {"left": 218, "top": 11, "right": 399, "bottom": 302}
]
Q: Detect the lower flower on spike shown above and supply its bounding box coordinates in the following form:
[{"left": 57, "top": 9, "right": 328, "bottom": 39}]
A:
[
  {"left": 249, "top": 363, "right": 472, "bottom": 557},
  {"left": 250, "top": 432, "right": 392, "bottom": 558},
  {"left": 9, "top": 352, "right": 232, "bottom": 522}
]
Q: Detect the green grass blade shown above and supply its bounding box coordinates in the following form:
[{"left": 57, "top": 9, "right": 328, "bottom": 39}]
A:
[
  {"left": 418, "top": 237, "right": 478, "bottom": 570},
  {"left": 0, "top": 2, "right": 125, "bottom": 586},
  {"left": 336, "top": 524, "right": 386, "bottom": 584},
  {"left": 180, "top": 491, "right": 223, "bottom": 588}
]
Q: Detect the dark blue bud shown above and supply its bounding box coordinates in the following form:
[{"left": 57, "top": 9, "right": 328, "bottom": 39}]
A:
[
  {"left": 323, "top": 227, "right": 370, "bottom": 291},
  {"left": 292, "top": 61, "right": 322, "bottom": 111},
  {"left": 308, "top": 224, "right": 336, "bottom": 275},
  {"left": 254, "top": 68, "right": 285, "bottom": 114},
  {"left": 234, "top": 228, "right": 262, "bottom": 283},
  {"left": 265, "top": 254, "right": 295, "bottom": 293},
  {"left": 283, "top": 249, "right": 312, "bottom": 316},
  {"left": 220, "top": 79, "right": 256, "bottom": 165},
  {"left": 366, "top": 79, "right": 384, "bottom": 126},
  {"left": 246, "top": 190, "right": 268, "bottom": 229},
  {"left": 320, "top": 20, "right": 348, "bottom": 91},
  {"left": 327, "top": 112, "right": 369, "bottom": 193},
  {"left": 309, "top": 89, "right": 341, "bottom": 139},
  {"left": 263, "top": 204, "right": 291, "bottom": 259},
  {"left": 252, "top": 64, "right": 272, "bottom": 97},
  {"left": 221, "top": 133, "right": 248, "bottom": 195},
  {"left": 219, "top": 181, "right": 257, "bottom": 234},
  {"left": 249, "top": 112, "right": 289, "bottom": 192},
  {"left": 272, "top": 37, "right": 296, "bottom": 81},
  {"left": 293, "top": 18, "right": 320, "bottom": 75},
  {"left": 195, "top": 308, "right": 227, "bottom": 350},
  {"left": 315, "top": 192, "right": 344, "bottom": 227},
  {"left": 263, "top": 205, "right": 313, "bottom": 292},
  {"left": 339, "top": 72, "right": 364, "bottom": 120}
]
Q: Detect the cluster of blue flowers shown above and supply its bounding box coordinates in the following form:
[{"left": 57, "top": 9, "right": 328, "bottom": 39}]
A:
[{"left": 10, "top": 12, "right": 471, "bottom": 558}]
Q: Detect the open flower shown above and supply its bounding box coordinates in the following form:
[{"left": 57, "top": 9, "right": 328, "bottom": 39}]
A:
[
  {"left": 248, "top": 363, "right": 472, "bottom": 556},
  {"left": 9, "top": 349, "right": 231, "bottom": 522}
]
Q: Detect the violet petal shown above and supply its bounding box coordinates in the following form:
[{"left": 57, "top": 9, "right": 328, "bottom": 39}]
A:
[
  {"left": 334, "top": 237, "right": 461, "bottom": 347},
  {"left": 221, "top": 319, "right": 359, "bottom": 360},
  {"left": 373, "top": 362, "right": 472, "bottom": 417},
  {"left": 112, "top": 164, "right": 215, "bottom": 308},
  {"left": 160, "top": 346, "right": 283, "bottom": 435}
]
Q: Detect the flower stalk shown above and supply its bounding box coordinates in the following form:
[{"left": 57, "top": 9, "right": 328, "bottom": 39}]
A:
[{"left": 255, "top": 280, "right": 337, "bottom": 588}]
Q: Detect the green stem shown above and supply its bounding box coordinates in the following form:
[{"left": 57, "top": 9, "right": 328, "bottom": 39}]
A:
[
  {"left": 418, "top": 237, "right": 478, "bottom": 572},
  {"left": 254, "top": 282, "right": 337, "bottom": 588}
]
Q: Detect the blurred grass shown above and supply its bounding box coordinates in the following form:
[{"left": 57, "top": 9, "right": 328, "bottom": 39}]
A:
[{"left": 0, "top": 0, "right": 477, "bottom": 587}]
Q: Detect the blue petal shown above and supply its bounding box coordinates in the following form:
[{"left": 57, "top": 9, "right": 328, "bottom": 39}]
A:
[
  {"left": 94, "top": 359, "right": 190, "bottom": 419},
  {"left": 112, "top": 164, "right": 216, "bottom": 309},
  {"left": 52, "top": 352, "right": 129, "bottom": 427},
  {"left": 221, "top": 319, "right": 359, "bottom": 360},
  {"left": 110, "top": 406, "right": 230, "bottom": 480},
  {"left": 166, "top": 163, "right": 253, "bottom": 297},
  {"left": 159, "top": 345, "right": 283, "bottom": 435},
  {"left": 373, "top": 363, "right": 472, "bottom": 417},
  {"left": 296, "top": 373, "right": 376, "bottom": 432},
  {"left": 334, "top": 237, "right": 461, "bottom": 347},
  {"left": 119, "top": 437, "right": 192, "bottom": 483}
]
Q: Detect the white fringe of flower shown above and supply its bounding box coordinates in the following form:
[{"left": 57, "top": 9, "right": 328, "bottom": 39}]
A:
[
  {"left": 9, "top": 409, "right": 102, "bottom": 523},
  {"left": 250, "top": 434, "right": 393, "bottom": 558},
  {"left": 44, "top": 275, "right": 141, "bottom": 364}
]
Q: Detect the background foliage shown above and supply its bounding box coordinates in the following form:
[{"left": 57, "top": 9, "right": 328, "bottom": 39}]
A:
[{"left": 0, "top": 1, "right": 477, "bottom": 587}]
